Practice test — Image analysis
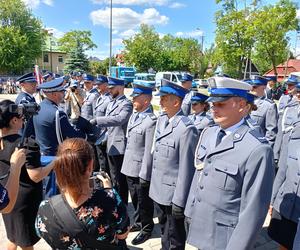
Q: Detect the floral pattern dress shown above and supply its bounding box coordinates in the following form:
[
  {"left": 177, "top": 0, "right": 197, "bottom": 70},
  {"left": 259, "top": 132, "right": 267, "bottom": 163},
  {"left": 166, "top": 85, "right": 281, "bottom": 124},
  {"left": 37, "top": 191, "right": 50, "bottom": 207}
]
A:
[{"left": 35, "top": 188, "right": 129, "bottom": 249}]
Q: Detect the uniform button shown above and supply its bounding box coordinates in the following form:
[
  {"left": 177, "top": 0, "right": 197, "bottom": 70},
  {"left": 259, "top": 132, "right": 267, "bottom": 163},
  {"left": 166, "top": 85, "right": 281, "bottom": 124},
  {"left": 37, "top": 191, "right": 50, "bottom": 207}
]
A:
[
  {"left": 199, "top": 185, "right": 204, "bottom": 190},
  {"left": 155, "top": 150, "right": 158, "bottom": 152},
  {"left": 224, "top": 168, "right": 228, "bottom": 171},
  {"left": 295, "top": 182, "right": 298, "bottom": 186},
  {"left": 207, "top": 159, "right": 211, "bottom": 164},
  {"left": 204, "top": 172, "right": 208, "bottom": 176},
  {"left": 298, "top": 172, "right": 300, "bottom": 176}
]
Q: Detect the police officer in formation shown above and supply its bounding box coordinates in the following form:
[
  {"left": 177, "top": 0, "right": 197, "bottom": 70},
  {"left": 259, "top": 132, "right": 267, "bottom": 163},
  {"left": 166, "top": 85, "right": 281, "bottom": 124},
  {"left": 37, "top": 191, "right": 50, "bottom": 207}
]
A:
[
  {"left": 149, "top": 79, "right": 198, "bottom": 250},
  {"left": 188, "top": 92, "right": 214, "bottom": 137},
  {"left": 81, "top": 74, "right": 99, "bottom": 121},
  {"left": 121, "top": 82, "right": 157, "bottom": 245},
  {"left": 274, "top": 74, "right": 299, "bottom": 163},
  {"left": 93, "top": 75, "right": 112, "bottom": 172},
  {"left": 90, "top": 77, "right": 133, "bottom": 205},
  {"left": 180, "top": 73, "right": 193, "bottom": 116},
  {"left": 247, "top": 75, "right": 278, "bottom": 147},
  {"left": 186, "top": 76, "right": 274, "bottom": 250},
  {"left": 15, "top": 72, "right": 38, "bottom": 138}
]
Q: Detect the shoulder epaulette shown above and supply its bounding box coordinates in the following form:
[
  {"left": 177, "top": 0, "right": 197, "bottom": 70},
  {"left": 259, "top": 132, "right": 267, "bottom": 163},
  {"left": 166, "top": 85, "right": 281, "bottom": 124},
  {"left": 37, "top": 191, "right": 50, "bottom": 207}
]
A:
[
  {"left": 181, "top": 116, "right": 193, "bottom": 127},
  {"left": 248, "top": 128, "right": 268, "bottom": 143},
  {"left": 147, "top": 113, "right": 157, "bottom": 120}
]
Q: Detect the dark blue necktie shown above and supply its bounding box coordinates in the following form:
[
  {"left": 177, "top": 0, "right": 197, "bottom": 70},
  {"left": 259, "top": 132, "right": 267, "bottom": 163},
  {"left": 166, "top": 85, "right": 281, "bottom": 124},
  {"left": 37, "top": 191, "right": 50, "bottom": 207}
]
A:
[{"left": 215, "top": 129, "right": 226, "bottom": 147}]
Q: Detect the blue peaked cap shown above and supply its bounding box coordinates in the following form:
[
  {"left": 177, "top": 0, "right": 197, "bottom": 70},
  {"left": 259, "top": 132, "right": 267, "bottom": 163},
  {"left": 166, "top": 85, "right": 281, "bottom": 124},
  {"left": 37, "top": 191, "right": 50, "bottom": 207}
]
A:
[
  {"left": 249, "top": 75, "right": 268, "bottom": 86},
  {"left": 246, "top": 92, "right": 257, "bottom": 103},
  {"left": 107, "top": 76, "right": 125, "bottom": 87},
  {"left": 156, "top": 79, "right": 188, "bottom": 99},
  {"left": 95, "top": 75, "right": 108, "bottom": 84},
  {"left": 130, "top": 82, "right": 153, "bottom": 97},
  {"left": 17, "top": 72, "right": 37, "bottom": 84},
  {"left": 191, "top": 92, "right": 209, "bottom": 103},
  {"left": 37, "top": 77, "right": 65, "bottom": 92},
  {"left": 296, "top": 82, "right": 300, "bottom": 91},
  {"left": 181, "top": 73, "right": 193, "bottom": 82},
  {"left": 265, "top": 75, "right": 277, "bottom": 82},
  {"left": 83, "top": 74, "right": 95, "bottom": 81},
  {"left": 285, "top": 74, "right": 300, "bottom": 84}
]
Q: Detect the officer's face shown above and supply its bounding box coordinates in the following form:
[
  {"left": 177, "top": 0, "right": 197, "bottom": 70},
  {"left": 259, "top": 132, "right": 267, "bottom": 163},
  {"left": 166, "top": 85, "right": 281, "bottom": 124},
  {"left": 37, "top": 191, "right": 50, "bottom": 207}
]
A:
[
  {"left": 84, "top": 81, "right": 93, "bottom": 91},
  {"left": 192, "top": 102, "right": 206, "bottom": 114},
  {"left": 251, "top": 85, "right": 265, "bottom": 97},
  {"left": 287, "top": 84, "right": 296, "bottom": 95},
  {"left": 210, "top": 97, "right": 246, "bottom": 129},
  {"left": 160, "top": 94, "right": 181, "bottom": 114},
  {"left": 296, "top": 91, "right": 300, "bottom": 102},
  {"left": 109, "top": 86, "right": 119, "bottom": 98},
  {"left": 55, "top": 90, "right": 65, "bottom": 103},
  {"left": 132, "top": 94, "right": 150, "bottom": 112},
  {"left": 182, "top": 81, "right": 192, "bottom": 90},
  {"left": 21, "top": 82, "right": 37, "bottom": 95}
]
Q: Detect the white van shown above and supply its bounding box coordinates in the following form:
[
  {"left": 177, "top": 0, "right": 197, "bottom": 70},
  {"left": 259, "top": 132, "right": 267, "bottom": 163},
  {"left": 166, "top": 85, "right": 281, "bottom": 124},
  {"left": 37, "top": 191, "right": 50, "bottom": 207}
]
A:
[{"left": 155, "top": 72, "right": 183, "bottom": 88}]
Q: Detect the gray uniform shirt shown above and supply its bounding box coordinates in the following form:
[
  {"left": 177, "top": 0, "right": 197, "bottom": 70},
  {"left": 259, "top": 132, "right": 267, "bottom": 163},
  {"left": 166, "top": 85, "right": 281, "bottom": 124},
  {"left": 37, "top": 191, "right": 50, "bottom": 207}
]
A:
[
  {"left": 121, "top": 107, "right": 157, "bottom": 181},
  {"left": 149, "top": 110, "right": 198, "bottom": 208},
  {"left": 186, "top": 122, "right": 274, "bottom": 250},
  {"left": 81, "top": 88, "right": 99, "bottom": 121}
]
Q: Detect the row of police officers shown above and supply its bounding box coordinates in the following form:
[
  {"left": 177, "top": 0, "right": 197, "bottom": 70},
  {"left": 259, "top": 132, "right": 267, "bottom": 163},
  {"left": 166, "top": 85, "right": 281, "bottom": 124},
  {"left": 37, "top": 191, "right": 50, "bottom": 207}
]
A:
[{"left": 13, "top": 70, "right": 300, "bottom": 249}]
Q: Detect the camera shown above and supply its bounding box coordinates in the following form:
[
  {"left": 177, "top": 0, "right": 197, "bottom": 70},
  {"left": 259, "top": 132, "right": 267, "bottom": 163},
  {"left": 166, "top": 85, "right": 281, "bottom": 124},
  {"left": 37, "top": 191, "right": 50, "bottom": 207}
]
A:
[
  {"left": 90, "top": 171, "right": 107, "bottom": 189},
  {"left": 9, "top": 103, "right": 40, "bottom": 119},
  {"left": 71, "top": 87, "right": 77, "bottom": 92}
]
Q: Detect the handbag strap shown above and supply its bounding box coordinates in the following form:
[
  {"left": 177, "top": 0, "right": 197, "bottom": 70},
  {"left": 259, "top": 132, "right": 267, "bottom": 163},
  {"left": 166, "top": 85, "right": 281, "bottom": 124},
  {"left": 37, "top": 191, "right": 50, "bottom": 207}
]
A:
[{"left": 49, "top": 195, "right": 123, "bottom": 250}]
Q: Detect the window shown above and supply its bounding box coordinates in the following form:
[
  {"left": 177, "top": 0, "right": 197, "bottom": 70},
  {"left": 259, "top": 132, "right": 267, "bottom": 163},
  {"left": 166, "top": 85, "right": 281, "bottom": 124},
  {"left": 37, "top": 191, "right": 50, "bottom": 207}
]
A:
[
  {"left": 172, "top": 74, "right": 177, "bottom": 82},
  {"left": 58, "top": 56, "right": 63, "bottom": 63},
  {"left": 44, "top": 54, "right": 49, "bottom": 63}
]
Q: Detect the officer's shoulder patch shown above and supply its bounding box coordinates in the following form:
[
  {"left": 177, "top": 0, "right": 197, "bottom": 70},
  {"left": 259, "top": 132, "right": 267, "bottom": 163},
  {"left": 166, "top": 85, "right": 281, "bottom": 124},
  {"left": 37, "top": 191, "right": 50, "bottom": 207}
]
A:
[
  {"left": 248, "top": 129, "right": 268, "bottom": 143},
  {"left": 209, "top": 123, "right": 218, "bottom": 127},
  {"left": 181, "top": 116, "right": 193, "bottom": 126},
  {"left": 147, "top": 113, "right": 157, "bottom": 120}
]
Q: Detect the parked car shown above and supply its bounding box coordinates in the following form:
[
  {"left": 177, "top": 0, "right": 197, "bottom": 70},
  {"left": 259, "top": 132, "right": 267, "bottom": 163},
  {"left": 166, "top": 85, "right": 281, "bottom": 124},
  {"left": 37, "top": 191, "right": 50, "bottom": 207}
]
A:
[
  {"left": 155, "top": 71, "right": 183, "bottom": 89},
  {"left": 133, "top": 73, "right": 156, "bottom": 89},
  {"left": 194, "top": 79, "right": 208, "bottom": 88}
]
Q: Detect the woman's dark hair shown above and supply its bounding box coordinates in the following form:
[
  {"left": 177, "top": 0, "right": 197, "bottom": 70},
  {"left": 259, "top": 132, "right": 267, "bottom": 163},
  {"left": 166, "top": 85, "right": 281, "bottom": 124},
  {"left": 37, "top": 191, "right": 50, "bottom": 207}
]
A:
[
  {"left": 0, "top": 100, "right": 19, "bottom": 129},
  {"left": 54, "top": 138, "right": 94, "bottom": 202}
]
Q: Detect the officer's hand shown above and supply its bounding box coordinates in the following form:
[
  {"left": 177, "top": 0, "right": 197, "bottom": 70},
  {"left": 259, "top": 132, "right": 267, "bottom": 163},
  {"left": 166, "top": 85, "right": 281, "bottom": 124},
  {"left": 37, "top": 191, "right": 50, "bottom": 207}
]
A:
[
  {"left": 268, "top": 205, "right": 273, "bottom": 217},
  {"left": 10, "top": 148, "right": 26, "bottom": 170},
  {"left": 139, "top": 178, "right": 150, "bottom": 187},
  {"left": 90, "top": 118, "right": 97, "bottom": 125},
  {"left": 171, "top": 203, "right": 185, "bottom": 219},
  {"left": 97, "top": 172, "right": 112, "bottom": 188}
]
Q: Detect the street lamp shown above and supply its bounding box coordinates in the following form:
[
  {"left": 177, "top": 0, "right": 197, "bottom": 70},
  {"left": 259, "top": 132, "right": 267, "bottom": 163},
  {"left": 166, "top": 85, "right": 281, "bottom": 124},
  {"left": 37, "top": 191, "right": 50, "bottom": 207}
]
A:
[
  {"left": 196, "top": 28, "right": 204, "bottom": 53},
  {"left": 48, "top": 29, "right": 54, "bottom": 73},
  {"left": 109, "top": 0, "right": 112, "bottom": 76}
]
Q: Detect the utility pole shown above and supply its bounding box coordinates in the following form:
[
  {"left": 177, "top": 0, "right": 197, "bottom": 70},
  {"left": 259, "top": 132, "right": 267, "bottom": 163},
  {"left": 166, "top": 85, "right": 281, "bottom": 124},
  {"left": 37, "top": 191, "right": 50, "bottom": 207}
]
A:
[{"left": 109, "top": 0, "right": 112, "bottom": 76}]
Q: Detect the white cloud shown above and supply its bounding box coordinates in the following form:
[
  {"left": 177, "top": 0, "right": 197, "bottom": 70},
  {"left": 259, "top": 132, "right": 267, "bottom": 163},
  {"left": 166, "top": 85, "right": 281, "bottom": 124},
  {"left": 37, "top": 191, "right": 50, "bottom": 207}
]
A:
[
  {"left": 111, "top": 38, "right": 124, "bottom": 47},
  {"left": 91, "top": 0, "right": 169, "bottom": 6},
  {"left": 176, "top": 30, "right": 204, "bottom": 38},
  {"left": 22, "top": 0, "right": 53, "bottom": 9},
  {"left": 86, "top": 49, "right": 109, "bottom": 60},
  {"left": 296, "top": 9, "right": 300, "bottom": 20},
  {"left": 112, "top": 30, "right": 119, "bottom": 35},
  {"left": 90, "top": 7, "right": 169, "bottom": 31},
  {"left": 120, "top": 29, "right": 137, "bottom": 38},
  {"left": 45, "top": 27, "right": 65, "bottom": 38},
  {"left": 169, "top": 2, "right": 186, "bottom": 8},
  {"left": 73, "top": 20, "right": 80, "bottom": 25}
]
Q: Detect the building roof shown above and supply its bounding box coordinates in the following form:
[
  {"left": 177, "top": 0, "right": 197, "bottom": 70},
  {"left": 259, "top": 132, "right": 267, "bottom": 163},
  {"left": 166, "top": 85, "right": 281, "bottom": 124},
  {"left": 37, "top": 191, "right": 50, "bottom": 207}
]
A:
[{"left": 264, "top": 59, "right": 300, "bottom": 81}]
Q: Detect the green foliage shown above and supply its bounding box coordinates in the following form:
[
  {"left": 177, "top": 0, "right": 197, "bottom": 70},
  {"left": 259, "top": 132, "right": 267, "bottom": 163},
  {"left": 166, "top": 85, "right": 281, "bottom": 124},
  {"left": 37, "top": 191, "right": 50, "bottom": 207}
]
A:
[
  {"left": 0, "top": 0, "right": 44, "bottom": 74},
  {"left": 64, "top": 41, "right": 89, "bottom": 73},
  {"left": 89, "top": 57, "right": 117, "bottom": 75},
  {"left": 58, "top": 30, "right": 97, "bottom": 54}
]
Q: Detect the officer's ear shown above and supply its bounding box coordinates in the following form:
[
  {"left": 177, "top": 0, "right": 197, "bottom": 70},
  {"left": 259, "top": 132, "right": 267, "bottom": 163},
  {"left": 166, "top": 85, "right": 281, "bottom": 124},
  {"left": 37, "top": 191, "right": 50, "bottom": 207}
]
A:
[{"left": 237, "top": 98, "right": 247, "bottom": 113}]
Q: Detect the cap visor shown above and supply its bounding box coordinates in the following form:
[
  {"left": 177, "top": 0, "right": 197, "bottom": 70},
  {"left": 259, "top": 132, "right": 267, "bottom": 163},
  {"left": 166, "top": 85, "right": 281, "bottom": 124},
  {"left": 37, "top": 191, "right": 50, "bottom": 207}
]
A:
[
  {"left": 155, "top": 91, "right": 169, "bottom": 96},
  {"left": 206, "top": 96, "right": 232, "bottom": 103},
  {"left": 130, "top": 92, "right": 141, "bottom": 97}
]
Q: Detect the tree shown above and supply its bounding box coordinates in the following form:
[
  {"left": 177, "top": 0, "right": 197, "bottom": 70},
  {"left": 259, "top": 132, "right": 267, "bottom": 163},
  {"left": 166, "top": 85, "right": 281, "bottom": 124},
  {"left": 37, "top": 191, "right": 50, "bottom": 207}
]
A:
[
  {"left": 0, "top": 0, "right": 44, "bottom": 74},
  {"left": 89, "top": 57, "right": 117, "bottom": 75},
  {"left": 64, "top": 41, "right": 89, "bottom": 73},
  {"left": 123, "top": 24, "right": 163, "bottom": 72},
  {"left": 214, "top": 0, "right": 254, "bottom": 78},
  {"left": 251, "top": 0, "right": 298, "bottom": 74},
  {"left": 58, "top": 30, "right": 97, "bottom": 54}
]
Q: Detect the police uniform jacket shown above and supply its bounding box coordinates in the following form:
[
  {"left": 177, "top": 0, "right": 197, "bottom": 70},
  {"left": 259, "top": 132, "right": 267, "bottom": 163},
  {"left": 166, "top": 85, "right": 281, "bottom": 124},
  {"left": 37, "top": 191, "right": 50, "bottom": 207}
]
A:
[
  {"left": 250, "top": 96, "right": 278, "bottom": 147},
  {"left": 33, "top": 98, "right": 86, "bottom": 156},
  {"left": 188, "top": 112, "right": 214, "bottom": 137},
  {"left": 149, "top": 110, "right": 198, "bottom": 208},
  {"left": 81, "top": 88, "right": 99, "bottom": 121},
  {"left": 93, "top": 92, "right": 111, "bottom": 118},
  {"left": 15, "top": 91, "right": 36, "bottom": 138},
  {"left": 274, "top": 96, "right": 298, "bottom": 161},
  {"left": 93, "top": 95, "right": 133, "bottom": 156},
  {"left": 186, "top": 122, "right": 274, "bottom": 250},
  {"left": 181, "top": 90, "right": 192, "bottom": 116},
  {"left": 271, "top": 122, "right": 300, "bottom": 223},
  {"left": 121, "top": 107, "right": 157, "bottom": 181}
]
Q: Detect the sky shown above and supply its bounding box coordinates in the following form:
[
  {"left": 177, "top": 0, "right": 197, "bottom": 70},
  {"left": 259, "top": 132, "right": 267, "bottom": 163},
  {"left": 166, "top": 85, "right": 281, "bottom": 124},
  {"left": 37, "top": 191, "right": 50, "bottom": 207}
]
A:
[{"left": 21, "top": 0, "right": 300, "bottom": 60}]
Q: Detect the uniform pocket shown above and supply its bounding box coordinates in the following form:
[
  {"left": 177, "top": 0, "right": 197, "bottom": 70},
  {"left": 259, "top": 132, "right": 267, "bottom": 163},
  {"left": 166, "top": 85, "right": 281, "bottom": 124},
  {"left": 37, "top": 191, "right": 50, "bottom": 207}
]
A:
[
  {"left": 212, "top": 160, "right": 239, "bottom": 191},
  {"left": 159, "top": 139, "right": 175, "bottom": 158},
  {"left": 162, "top": 174, "right": 176, "bottom": 186},
  {"left": 214, "top": 210, "right": 238, "bottom": 250}
]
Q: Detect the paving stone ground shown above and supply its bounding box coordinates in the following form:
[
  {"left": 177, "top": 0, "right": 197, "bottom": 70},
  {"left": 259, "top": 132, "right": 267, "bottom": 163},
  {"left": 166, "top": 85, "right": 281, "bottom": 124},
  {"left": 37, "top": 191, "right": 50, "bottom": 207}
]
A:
[{"left": 0, "top": 93, "right": 279, "bottom": 249}]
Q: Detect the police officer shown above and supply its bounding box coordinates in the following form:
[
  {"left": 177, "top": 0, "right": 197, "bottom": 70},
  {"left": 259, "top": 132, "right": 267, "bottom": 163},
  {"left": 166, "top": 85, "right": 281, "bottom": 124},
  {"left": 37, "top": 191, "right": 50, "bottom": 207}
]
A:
[
  {"left": 93, "top": 75, "right": 112, "bottom": 172},
  {"left": 265, "top": 75, "right": 283, "bottom": 100},
  {"left": 15, "top": 72, "right": 38, "bottom": 138},
  {"left": 149, "top": 79, "right": 198, "bottom": 250},
  {"left": 90, "top": 77, "right": 133, "bottom": 205},
  {"left": 81, "top": 74, "right": 99, "bottom": 121},
  {"left": 186, "top": 76, "right": 274, "bottom": 250},
  {"left": 120, "top": 82, "right": 156, "bottom": 245},
  {"left": 274, "top": 74, "right": 299, "bottom": 162},
  {"left": 188, "top": 92, "right": 214, "bottom": 137},
  {"left": 248, "top": 75, "right": 278, "bottom": 147},
  {"left": 180, "top": 73, "right": 193, "bottom": 116},
  {"left": 33, "top": 77, "right": 90, "bottom": 197}
]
